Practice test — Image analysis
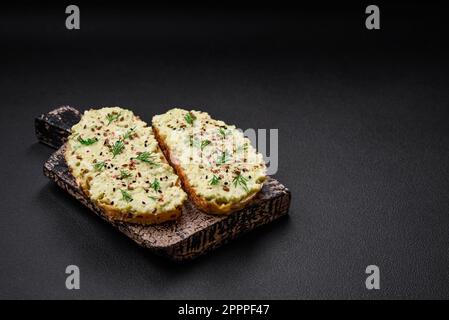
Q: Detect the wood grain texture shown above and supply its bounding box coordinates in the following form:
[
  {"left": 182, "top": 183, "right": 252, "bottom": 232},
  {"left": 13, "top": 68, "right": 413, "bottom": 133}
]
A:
[
  {"left": 35, "top": 106, "right": 82, "bottom": 149},
  {"left": 37, "top": 106, "right": 291, "bottom": 261}
]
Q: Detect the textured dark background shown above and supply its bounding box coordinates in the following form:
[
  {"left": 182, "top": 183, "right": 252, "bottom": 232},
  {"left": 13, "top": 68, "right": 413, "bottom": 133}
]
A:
[{"left": 1, "top": 2, "right": 449, "bottom": 299}]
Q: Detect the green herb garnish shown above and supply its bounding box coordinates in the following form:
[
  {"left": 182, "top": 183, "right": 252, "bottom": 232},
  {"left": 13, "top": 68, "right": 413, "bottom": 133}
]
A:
[
  {"left": 111, "top": 140, "right": 125, "bottom": 158},
  {"left": 93, "top": 161, "right": 106, "bottom": 171},
  {"left": 106, "top": 112, "right": 121, "bottom": 125},
  {"left": 123, "top": 127, "right": 136, "bottom": 140},
  {"left": 119, "top": 170, "right": 131, "bottom": 179},
  {"left": 218, "top": 127, "right": 230, "bottom": 138},
  {"left": 185, "top": 112, "right": 196, "bottom": 126},
  {"left": 209, "top": 175, "right": 220, "bottom": 186},
  {"left": 200, "top": 139, "right": 211, "bottom": 151},
  {"left": 78, "top": 136, "right": 98, "bottom": 146},
  {"left": 120, "top": 189, "right": 133, "bottom": 202},
  {"left": 216, "top": 151, "right": 231, "bottom": 165},
  {"left": 232, "top": 174, "right": 249, "bottom": 192},
  {"left": 148, "top": 196, "right": 158, "bottom": 201},
  {"left": 134, "top": 152, "right": 158, "bottom": 165},
  {"left": 150, "top": 178, "right": 161, "bottom": 192}
]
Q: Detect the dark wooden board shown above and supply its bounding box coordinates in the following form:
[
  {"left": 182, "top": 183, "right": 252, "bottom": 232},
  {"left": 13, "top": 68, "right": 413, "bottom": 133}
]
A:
[
  {"left": 35, "top": 106, "right": 82, "bottom": 149},
  {"left": 36, "top": 106, "right": 291, "bottom": 261}
]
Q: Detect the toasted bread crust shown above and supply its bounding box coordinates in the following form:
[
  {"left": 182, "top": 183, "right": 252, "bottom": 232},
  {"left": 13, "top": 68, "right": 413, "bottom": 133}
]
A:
[
  {"left": 97, "top": 202, "right": 182, "bottom": 225},
  {"left": 152, "top": 126, "right": 260, "bottom": 215}
]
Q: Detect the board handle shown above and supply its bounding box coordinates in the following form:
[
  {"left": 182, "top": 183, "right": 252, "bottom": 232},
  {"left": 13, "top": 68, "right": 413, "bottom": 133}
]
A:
[{"left": 35, "top": 106, "right": 82, "bottom": 149}]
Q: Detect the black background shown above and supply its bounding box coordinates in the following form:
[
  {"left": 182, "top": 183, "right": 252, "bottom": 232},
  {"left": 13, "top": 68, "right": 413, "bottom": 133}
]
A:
[{"left": 1, "top": 1, "right": 449, "bottom": 299}]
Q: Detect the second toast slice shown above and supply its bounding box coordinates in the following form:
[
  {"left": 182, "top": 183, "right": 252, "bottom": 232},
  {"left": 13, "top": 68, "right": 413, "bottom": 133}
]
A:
[{"left": 152, "top": 108, "right": 267, "bottom": 215}]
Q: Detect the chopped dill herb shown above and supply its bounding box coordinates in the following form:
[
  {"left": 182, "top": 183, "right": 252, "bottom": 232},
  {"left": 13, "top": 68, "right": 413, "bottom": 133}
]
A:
[
  {"left": 232, "top": 174, "right": 249, "bottom": 192},
  {"left": 78, "top": 136, "right": 98, "bottom": 146}
]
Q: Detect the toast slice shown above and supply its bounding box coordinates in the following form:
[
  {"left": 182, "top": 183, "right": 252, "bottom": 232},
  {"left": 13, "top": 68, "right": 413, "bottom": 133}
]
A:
[
  {"left": 65, "top": 107, "right": 187, "bottom": 225},
  {"left": 152, "top": 108, "right": 267, "bottom": 214}
]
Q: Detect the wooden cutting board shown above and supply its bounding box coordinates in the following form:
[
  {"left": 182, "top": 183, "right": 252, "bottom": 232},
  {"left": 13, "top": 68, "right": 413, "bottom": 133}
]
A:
[{"left": 35, "top": 106, "right": 291, "bottom": 261}]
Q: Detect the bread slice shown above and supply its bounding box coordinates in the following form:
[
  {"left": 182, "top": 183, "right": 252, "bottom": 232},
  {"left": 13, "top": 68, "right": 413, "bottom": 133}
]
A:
[
  {"left": 152, "top": 108, "right": 267, "bottom": 215},
  {"left": 65, "top": 107, "right": 187, "bottom": 225}
]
